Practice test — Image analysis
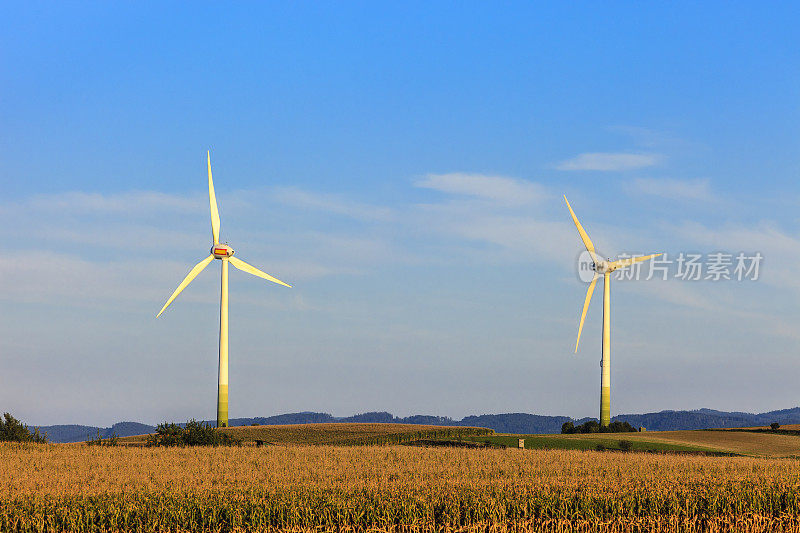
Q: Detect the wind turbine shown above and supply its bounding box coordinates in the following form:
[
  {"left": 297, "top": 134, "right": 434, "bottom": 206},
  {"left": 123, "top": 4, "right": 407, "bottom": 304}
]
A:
[
  {"left": 157, "top": 152, "right": 291, "bottom": 427},
  {"left": 564, "top": 196, "right": 660, "bottom": 428}
]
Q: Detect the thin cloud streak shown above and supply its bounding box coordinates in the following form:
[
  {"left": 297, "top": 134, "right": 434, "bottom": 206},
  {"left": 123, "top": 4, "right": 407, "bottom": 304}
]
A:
[
  {"left": 25, "top": 191, "right": 205, "bottom": 214},
  {"left": 626, "top": 178, "right": 714, "bottom": 201},
  {"left": 555, "top": 152, "right": 662, "bottom": 171},
  {"left": 416, "top": 173, "right": 547, "bottom": 206},
  {"left": 272, "top": 187, "right": 396, "bottom": 222}
]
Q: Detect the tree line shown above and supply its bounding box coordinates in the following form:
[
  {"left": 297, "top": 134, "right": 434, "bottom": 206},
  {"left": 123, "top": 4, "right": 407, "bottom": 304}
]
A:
[
  {"left": 0, "top": 413, "right": 47, "bottom": 443},
  {"left": 561, "top": 420, "right": 637, "bottom": 434}
]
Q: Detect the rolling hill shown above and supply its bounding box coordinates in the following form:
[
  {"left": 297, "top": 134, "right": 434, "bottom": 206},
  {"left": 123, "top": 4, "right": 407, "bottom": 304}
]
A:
[{"left": 33, "top": 407, "right": 800, "bottom": 442}]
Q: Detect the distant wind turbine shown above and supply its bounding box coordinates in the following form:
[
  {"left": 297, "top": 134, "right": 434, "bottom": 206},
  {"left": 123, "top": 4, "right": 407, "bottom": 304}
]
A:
[
  {"left": 564, "top": 196, "right": 661, "bottom": 428},
  {"left": 157, "top": 152, "right": 291, "bottom": 427}
]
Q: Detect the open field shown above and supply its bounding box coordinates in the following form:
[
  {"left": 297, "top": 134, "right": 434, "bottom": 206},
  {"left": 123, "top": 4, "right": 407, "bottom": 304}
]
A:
[
  {"left": 115, "top": 422, "right": 800, "bottom": 457},
  {"left": 718, "top": 424, "right": 800, "bottom": 431},
  {"left": 466, "top": 434, "right": 723, "bottom": 454},
  {"left": 468, "top": 429, "right": 800, "bottom": 457},
  {"left": 117, "top": 422, "right": 492, "bottom": 446},
  {"left": 4, "top": 443, "right": 800, "bottom": 532}
]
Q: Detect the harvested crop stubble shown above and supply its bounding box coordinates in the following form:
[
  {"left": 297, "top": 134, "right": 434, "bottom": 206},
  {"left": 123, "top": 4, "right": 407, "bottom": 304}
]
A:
[{"left": 2, "top": 443, "right": 800, "bottom": 532}]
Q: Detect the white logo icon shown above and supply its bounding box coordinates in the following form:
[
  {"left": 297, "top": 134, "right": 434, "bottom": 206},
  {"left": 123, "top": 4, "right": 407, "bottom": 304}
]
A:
[{"left": 577, "top": 250, "right": 596, "bottom": 283}]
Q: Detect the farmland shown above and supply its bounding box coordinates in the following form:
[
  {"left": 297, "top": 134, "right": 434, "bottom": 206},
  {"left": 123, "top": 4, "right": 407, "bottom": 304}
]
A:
[
  {"left": 4, "top": 438, "right": 800, "bottom": 532},
  {"left": 467, "top": 429, "right": 800, "bottom": 457},
  {"left": 114, "top": 422, "right": 800, "bottom": 457},
  {"left": 118, "top": 422, "right": 492, "bottom": 446}
]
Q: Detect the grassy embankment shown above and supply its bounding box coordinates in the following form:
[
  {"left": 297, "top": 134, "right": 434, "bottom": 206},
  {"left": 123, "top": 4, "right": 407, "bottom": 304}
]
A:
[{"left": 465, "top": 429, "right": 800, "bottom": 457}]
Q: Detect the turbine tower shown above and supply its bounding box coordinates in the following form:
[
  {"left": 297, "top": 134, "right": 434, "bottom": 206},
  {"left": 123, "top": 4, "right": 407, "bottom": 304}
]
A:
[
  {"left": 157, "top": 152, "right": 291, "bottom": 427},
  {"left": 564, "top": 196, "right": 660, "bottom": 428}
]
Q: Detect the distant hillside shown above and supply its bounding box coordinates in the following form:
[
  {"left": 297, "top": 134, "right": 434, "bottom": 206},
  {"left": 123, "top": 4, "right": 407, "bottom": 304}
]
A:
[
  {"left": 38, "top": 422, "right": 155, "bottom": 443},
  {"left": 35, "top": 407, "right": 800, "bottom": 442},
  {"left": 226, "top": 411, "right": 568, "bottom": 434},
  {"left": 613, "top": 407, "right": 800, "bottom": 431}
]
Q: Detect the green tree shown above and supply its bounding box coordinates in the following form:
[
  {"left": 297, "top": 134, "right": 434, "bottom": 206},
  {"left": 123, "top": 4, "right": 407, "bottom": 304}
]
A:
[
  {"left": 146, "top": 420, "right": 241, "bottom": 447},
  {"left": 605, "top": 420, "right": 636, "bottom": 433},
  {"left": 0, "top": 413, "right": 47, "bottom": 443},
  {"left": 579, "top": 420, "right": 600, "bottom": 434}
]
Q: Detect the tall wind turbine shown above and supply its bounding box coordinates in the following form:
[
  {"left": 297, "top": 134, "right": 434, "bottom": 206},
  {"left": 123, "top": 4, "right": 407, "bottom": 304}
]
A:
[
  {"left": 564, "top": 196, "right": 660, "bottom": 428},
  {"left": 157, "top": 152, "right": 291, "bottom": 427}
]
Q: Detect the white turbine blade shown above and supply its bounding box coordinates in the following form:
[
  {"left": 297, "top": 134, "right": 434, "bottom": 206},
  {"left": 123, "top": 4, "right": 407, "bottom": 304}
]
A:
[
  {"left": 609, "top": 253, "right": 662, "bottom": 271},
  {"left": 564, "top": 196, "right": 598, "bottom": 264},
  {"left": 575, "top": 273, "right": 599, "bottom": 353},
  {"left": 208, "top": 151, "right": 221, "bottom": 244},
  {"left": 229, "top": 256, "right": 292, "bottom": 288},
  {"left": 156, "top": 255, "right": 215, "bottom": 317}
]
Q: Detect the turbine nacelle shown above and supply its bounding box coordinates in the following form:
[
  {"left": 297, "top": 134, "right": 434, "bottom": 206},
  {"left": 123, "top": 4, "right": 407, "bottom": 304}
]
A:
[
  {"left": 592, "top": 259, "right": 611, "bottom": 274},
  {"left": 212, "top": 244, "right": 234, "bottom": 259}
]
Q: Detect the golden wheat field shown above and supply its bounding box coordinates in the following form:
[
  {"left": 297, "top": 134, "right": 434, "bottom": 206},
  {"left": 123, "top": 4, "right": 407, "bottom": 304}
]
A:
[{"left": 3, "top": 442, "right": 800, "bottom": 532}]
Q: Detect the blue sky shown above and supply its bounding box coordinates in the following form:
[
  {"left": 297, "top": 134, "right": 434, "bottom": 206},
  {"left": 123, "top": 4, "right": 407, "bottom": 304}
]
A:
[{"left": 2, "top": 3, "right": 799, "bottom": 425}]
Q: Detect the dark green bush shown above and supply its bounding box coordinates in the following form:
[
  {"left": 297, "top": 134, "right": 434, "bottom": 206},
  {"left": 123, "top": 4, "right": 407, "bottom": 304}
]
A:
[
  {"left": 561, "top": 419, "right": 636, "bottom": 434},
  {"left": 0, "top": 413, "right": 47, "bottom": 443},
  {"left": 605, "top": 420, "right": 637, "bottom": 433},
  {"left": 146, "top": 419, "right": 241, "bottom": 447}
]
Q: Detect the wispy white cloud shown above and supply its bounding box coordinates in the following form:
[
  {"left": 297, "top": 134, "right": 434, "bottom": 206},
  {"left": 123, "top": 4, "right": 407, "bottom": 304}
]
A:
[
  {"left": 272, "top": 187, "right": 395, "bottom": 221},
  {"left": 0, "top": 249, "right": 322, "bottom": 313},
  {"left": 670, "top": 221, "right": 800, "bottom": 292},
  {"left": 555, "top": 152, "right": 662, "bottom": 171},
  {"left": 414, "top": 202, "right": 576, "bottom": 266},
  {"left": 630, "top": 279, "right": 721, "bottom": 313},
  {"left": 0, "top": 251, "right": 171, "bottom": 305},
  {"left": 626, "top": 178, "right": 714, "bottom": 201},
  {"left": 415, "top": 173, "right": 546, "bottom": 206},
  {"left": 23, "top": 191, "right": 205, "bottom": 214}
]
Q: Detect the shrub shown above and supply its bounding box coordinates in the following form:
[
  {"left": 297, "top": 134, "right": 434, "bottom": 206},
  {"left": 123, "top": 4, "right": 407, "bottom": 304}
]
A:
[
  {"left": 86, "top": 430, "right": 118, "bottom": 447},
  {"left": 771, "top": 422, "right": 780, "bottom": 430},
  {"left": 0, "top": 413, "right": 47, "bottom": 443},
  {"left": 561, "top": 420, "right": 636, "bottom": 434},
  {"left": 605, "top": 420, "right": 637, "bottom": 433},
  {"left": 146, "top": 420, "right": 241, "bottom": 447},
  {"left": 618, "top": 440, "right": 633, "bottom": 452},
  {"left": 581, "top": 420, "right": 601, "bottom": 434}
]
